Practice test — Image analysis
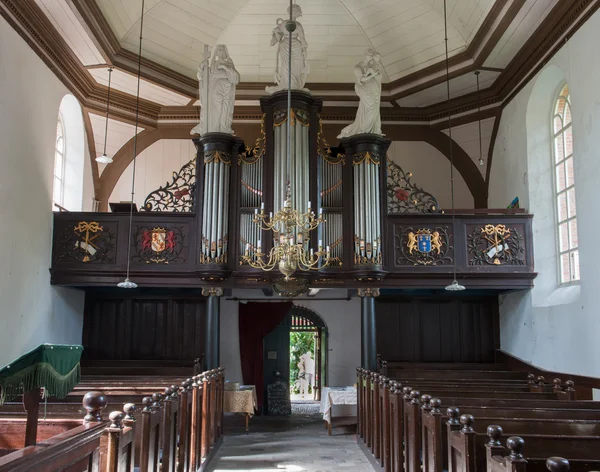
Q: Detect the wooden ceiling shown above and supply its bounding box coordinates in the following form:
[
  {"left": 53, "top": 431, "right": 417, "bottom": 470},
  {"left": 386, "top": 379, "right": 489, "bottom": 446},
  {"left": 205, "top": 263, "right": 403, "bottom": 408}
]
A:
[{"left": 2, "top": 0, "right": 598, "bottom": 125}]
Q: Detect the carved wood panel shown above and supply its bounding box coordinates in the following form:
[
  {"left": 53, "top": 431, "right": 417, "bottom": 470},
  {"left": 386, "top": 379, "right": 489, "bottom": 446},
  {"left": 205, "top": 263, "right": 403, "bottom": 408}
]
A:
[{"left": 53, "top": 220, "right": 118, "bottom": 265}]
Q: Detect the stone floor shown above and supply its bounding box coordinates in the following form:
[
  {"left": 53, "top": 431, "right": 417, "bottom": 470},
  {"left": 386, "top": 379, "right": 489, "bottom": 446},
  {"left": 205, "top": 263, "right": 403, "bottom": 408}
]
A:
[{"left": 205, "top": 414, "right": 375, "bottom": 472}]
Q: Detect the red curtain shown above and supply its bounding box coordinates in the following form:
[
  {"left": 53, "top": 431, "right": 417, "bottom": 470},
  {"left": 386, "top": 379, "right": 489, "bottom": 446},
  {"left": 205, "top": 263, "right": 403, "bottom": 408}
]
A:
[{"left": 239, "top": 302, "right": 292, "bottom": 410}]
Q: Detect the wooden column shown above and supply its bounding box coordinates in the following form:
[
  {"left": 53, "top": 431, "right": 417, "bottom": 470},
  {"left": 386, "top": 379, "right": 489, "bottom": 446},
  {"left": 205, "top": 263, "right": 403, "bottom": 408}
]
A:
[
  {"left": 203, "top": 288, "right": 223, "bottom": 370},
  {"left": 358, "top": 288, "right": 379, "bottom": 371}
]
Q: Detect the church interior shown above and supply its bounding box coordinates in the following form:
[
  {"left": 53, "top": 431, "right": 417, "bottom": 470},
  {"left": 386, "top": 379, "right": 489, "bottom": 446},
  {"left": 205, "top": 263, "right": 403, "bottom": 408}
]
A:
[{"left": 1, "top": 0, "right": 600, "bottom": 470}]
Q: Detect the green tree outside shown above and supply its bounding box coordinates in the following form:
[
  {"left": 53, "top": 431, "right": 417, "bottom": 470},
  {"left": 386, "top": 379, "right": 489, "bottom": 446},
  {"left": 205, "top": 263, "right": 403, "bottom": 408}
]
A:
[{"left": 289, "top": 331, "right": 315, "bottom": 394}]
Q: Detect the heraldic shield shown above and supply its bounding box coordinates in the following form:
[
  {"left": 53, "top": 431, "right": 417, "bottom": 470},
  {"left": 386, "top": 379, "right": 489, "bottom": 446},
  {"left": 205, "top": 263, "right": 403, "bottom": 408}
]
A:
[{"left": 417, "top": 232, "right": 432, "bottom": 253}]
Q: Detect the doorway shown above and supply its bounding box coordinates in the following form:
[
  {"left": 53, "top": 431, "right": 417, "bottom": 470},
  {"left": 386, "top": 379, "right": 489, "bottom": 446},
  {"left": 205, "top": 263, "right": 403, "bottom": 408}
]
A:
[
  {"left": 262, "top": 305, "right": 327, "bottom": 416},
  {"left": 288, "top": 306, "right": 327, "bottom": 415}
]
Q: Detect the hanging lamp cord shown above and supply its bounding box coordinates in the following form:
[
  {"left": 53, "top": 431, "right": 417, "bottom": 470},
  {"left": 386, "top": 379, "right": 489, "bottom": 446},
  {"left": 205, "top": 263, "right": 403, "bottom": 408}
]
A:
[
  {"left": 443, "top": 0, "right": 458, "bottom": 283},
  {"left": 124, "top": 0, "right": 145, "bottom": 281},
  {"left": 102, "top": 67, "right": 113, "bottom": 156},
  {"left": 286, "top": 0, "right": 293, "bottom": 198},
  {"left": 476, "top": 70, "right": 483, "bottom": 165}
]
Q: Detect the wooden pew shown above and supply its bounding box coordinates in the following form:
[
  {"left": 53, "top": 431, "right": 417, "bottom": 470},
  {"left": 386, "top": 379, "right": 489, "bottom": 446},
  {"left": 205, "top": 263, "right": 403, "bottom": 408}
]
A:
[
  {"left": 0, "top": 366, "right": 226, "bottom": 472},
  {"left": 356, "top": 368, "right": 597, "bottom": 472},
  {"left": 449, "top": 414, "right": 600, "bottom": 472}
]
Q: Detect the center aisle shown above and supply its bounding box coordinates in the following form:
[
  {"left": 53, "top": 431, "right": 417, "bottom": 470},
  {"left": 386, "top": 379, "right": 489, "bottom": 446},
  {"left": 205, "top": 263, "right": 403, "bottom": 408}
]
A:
[{"left": 206, "top": 414, "right": 375, "bottom": 472}]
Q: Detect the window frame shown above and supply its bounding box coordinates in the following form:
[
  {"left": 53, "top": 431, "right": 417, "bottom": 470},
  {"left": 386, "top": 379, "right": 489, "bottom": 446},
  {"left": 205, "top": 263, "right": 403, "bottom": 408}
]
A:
[
  {"left": 53, "top": 113, "right": 66, "bottom": 211},
  {"left": 551, "top": 83, "right": 580, "bottom": 286}
]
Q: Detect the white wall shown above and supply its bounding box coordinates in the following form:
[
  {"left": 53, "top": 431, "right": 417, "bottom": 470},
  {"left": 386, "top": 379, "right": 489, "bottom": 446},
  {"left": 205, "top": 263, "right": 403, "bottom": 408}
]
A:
[
  {"left": 0, "top": 16, "right": 85, "bottom": 366},
  {"left": 109, "top": 139, "right": 196, "bottom": 209},
  {"left": 489, "top": 10, "right": 600, "bottom": 377},
  {"left": 219, "top": 289, "right": 361, "bottom": 387},
  {"left": 388, "top": 141, "right": 474, "bottom": 209}
]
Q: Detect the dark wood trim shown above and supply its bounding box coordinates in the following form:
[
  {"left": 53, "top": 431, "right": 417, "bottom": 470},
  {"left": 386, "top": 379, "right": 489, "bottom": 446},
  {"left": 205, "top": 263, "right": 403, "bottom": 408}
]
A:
[
  {"left": 497, "top": 349, "right": 598, "bottom": 399},
  {"left": 486, "top": 111, "right": 502, "bottom": 185},
  {"left": 82, "top": 108, "right": 100, "bottom": 199}
]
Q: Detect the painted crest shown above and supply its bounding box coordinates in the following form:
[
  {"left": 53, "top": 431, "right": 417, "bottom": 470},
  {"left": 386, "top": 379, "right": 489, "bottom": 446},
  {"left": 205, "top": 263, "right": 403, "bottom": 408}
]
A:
[
  {"left": 407, "top": 229, "right": 442, "bottom": 255},
  {"left": 142, "top": 227, "right": 176, "bottom": 254}
]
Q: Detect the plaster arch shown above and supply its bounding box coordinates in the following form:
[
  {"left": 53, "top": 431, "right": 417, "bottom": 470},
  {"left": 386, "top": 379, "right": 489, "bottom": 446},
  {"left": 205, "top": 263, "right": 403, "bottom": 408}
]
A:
[{"left": 56, "top": 94, "right": 86, "bottom": 211}]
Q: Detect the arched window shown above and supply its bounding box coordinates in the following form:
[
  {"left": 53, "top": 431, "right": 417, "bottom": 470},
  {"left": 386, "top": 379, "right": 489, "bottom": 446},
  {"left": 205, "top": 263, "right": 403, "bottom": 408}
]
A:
[
  {"left": 552, "top": 84, "right": 579, "bottom": 284},
  {"left": 53, "top": 114, "right": 66, "bottom": 210}
]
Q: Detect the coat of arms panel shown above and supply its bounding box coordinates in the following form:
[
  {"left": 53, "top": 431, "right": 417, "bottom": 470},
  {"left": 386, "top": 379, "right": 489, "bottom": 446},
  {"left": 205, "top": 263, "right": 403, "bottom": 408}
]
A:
[
  {"left": 132, "top": 225, "right": 188, "bottom": 264},
  {"left": 466, "top": 223, "right": 526, "bottom": 266},
  {"left": 393, "top": 225, "right": 454, "bottom": 266}
]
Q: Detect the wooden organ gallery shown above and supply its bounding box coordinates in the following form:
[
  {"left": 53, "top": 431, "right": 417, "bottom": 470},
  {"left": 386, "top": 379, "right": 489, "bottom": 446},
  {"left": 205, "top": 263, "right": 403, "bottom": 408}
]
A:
[{"left": 50, "top": 86, "right": 535, "bottom": 373}]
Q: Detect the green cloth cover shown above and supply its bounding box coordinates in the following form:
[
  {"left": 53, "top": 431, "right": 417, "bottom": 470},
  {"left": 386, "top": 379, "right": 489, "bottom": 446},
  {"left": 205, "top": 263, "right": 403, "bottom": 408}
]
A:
[{"left": 0, "top": 344, "right": 83, "bottom": 404}]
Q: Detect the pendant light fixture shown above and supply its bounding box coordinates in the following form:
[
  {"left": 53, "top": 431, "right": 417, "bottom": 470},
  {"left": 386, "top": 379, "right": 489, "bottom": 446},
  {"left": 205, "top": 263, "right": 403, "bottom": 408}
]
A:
[
  {"left": 443, "top": 0, "right": 465, "bottom": 292},
  {"left": 475, "top": 70, "right": 484, "bottom": 166},
  {"left": 96, "top": 67, "right": 114, "bottom": 164},
  {"left": 117, "top": 0, "right": 146, "bottom": 290}
]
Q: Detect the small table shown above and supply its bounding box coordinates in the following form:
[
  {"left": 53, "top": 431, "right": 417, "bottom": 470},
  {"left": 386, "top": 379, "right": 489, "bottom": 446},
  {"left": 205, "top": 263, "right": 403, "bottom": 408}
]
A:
[
  {"left": 319, "top": 386, "right": 357, "bottom": 435},
  {"left": 223, "top": 385, "right": 257, "bottom": 432}
]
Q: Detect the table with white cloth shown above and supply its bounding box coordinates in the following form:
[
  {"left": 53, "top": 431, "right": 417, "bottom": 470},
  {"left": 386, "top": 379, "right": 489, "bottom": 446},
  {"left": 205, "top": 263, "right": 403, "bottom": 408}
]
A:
[
  {"left": 319, "top": 386, "right": 357, "bottom": 435},
  {"left": 223, "top": 385, "right": 257, "bottom": 431}
]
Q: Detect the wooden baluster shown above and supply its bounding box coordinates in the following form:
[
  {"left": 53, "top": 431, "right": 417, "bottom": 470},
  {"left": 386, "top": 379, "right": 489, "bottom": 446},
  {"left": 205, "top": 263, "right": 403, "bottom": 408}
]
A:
[
  {"left": 210, "top": 371, "right": 218, "bottom": 447},
  {"left": 553, "top": 378, "right": 563, "bottom": 393},
  {"left": 390, "top": 382, "right": 404, "bottom": 472},
  {"left": 446, "top": 407, "right": 461, "bottom": 472},
  {"left": 366, "top": 372, "right": 373, "bottom": 448},
  {"left": 106, "top": 411, "right": 125, "bottom": 472},
  {"left": 162, "top": 387, "right": 177, "bottom": 472},
  {"left": 405, "top": 390, "right": 421, "bottom": 472},
  {"left": 139, "top": 397, "right": 154, "bottom": 472},
  {"left": 123, "top": 403, "right": 137, "bottom": 472},
  {"left": 565, "top": 380, "right": 576, "bottom": 400},
  {"left": 356, "top": 368, "right": 362, "bottom": 440},
  {"left": 372, "top": 374, "right": 380, "bottom": 457},
  {"left": 527, "top": 373, "right": 536, "bottom": 392},
  {"left": 422, "top": 397, "right": 443, "bottom": 472},
  {"left": 485, "top": 424, "right": 505, "bottom": 468},
  {"left": 178, "top": 379, "right": 192, "bottom": 472},
  {"left": 546, "top": 457, "right": 570, "bottom": 472},
  {"left": 504, "top": 436, "right": 527, "bottom": 472},
  {"left": 201, "top": 374, "right": 210, "bottom": 460},
  {"left": 382, "top": 378, "right": 391, "bottom": 472},
  {"left": 189, "top": 376, "right": 201, "bottom": 471}
]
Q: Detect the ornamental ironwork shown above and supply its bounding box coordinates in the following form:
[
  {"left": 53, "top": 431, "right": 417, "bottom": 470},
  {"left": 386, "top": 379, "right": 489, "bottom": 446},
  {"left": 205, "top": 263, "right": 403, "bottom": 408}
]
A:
[
  {"left": 142, "top": 159, "right": 196, "bottom": 212},
  {"left": 56, "top": 221, "right": 116, "bottom": 264},
  {"left": 395, "top": 226, "right": 453, "bottom": 266},
  {"left": 467, "top": 224, "right": 525, "bottom": 266},
  {"left": 386, "top": 158, "right": 439, "bottom": 214},
  {"left": 132, "top": 225, "right": 186, "bottom": 264}
]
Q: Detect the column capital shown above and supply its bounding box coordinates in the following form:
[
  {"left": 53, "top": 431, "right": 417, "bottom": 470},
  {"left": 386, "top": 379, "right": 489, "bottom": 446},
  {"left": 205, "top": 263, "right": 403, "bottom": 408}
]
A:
[
  {"left": 358, "top": 287, "right": 380, "bottom": 298},
  {"left": 202, "top": 287, "right": 224, "bottom": 297}
]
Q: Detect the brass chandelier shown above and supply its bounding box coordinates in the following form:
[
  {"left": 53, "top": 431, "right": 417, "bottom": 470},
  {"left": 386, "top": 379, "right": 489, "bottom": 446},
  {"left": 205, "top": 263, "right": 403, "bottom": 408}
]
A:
[
  {"left": 241, "top": 185, "right": 331, "bottom": 280},
  {"left": 240, "top": 0, "right": 332, "bottom": 281}
]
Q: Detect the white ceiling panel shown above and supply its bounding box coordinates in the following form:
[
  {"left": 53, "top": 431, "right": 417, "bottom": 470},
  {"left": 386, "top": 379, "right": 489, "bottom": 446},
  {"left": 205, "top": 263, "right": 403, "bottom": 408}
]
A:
[
  {"left": 34, "top": 0, "right": 106, "bottom": 66},
  {"left": 94, "top": 0, "right": 500, "bottom": 82},
  {"left": 484, "top": 0, "right": 559, "bottom": 69},
  {"left": 88, "top": 67, "right": 191, "bottom": 106},
  {"left": 397, "top": 69, "right": 500, "bottom": 107}
]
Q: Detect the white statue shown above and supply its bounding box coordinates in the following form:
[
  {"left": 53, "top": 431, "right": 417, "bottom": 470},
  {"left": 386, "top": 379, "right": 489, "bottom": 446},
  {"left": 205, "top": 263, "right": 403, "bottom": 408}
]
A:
[
  {"left": 265, "top": 4, "right": 309, "bottom": 94},
  {"left": 191, "top": 44, "right": 240, "bottom": 136},
  {"left": 337, "top": 49, "right": 384, "bottom": 139}
]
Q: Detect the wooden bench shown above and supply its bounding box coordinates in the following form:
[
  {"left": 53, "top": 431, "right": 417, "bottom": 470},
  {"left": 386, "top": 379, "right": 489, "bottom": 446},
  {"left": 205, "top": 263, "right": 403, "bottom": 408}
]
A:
[{"left": 0, "top": 367, "right": 225, "bottom": 472}]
